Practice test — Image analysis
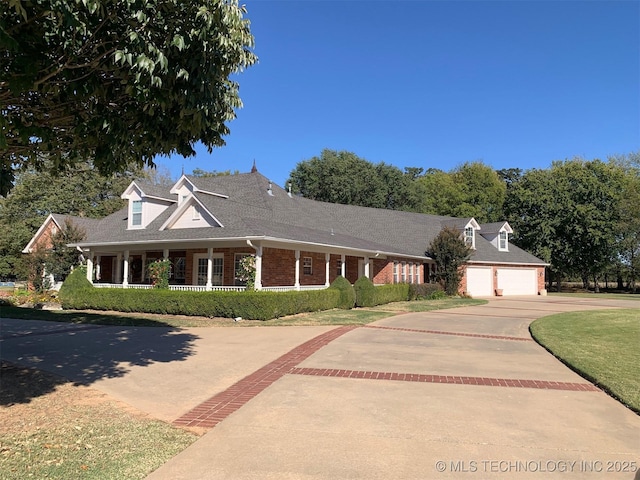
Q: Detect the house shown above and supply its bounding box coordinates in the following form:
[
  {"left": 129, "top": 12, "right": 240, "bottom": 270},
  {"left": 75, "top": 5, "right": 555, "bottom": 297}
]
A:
[{"left": 24, "top": 170, "right": 547, "bottom": 296}]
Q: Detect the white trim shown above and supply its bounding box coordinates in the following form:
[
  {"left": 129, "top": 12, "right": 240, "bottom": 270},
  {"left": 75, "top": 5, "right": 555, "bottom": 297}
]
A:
[
  {"left": 22, "top": 214, "right": 61, "bottom": 253},
  {"left": 160, "top": 195, "right": 223, "bottom": 230},
  {"left": 170, "top": 175, "right": 229, "bottom": 199}
]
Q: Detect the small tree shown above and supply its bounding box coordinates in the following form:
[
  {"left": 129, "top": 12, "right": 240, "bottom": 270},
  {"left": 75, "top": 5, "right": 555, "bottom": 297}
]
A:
[
  {"left": 428, "top": 226, "right": 473, "bottom": 296},
  {"left": 147, "top": 259, "right": 171, "bottom": 289},
  {"left": 46, "top": 219, "right": 86, "bottom": 282},
  {"left": 236, "top": 255, "right": 256, "bottom": 291}
]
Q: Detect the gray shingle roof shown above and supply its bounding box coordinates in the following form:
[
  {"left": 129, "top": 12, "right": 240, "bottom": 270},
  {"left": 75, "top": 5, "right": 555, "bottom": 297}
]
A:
[{"left": 72, "top": 172, "right": 546, "bottom": 265}]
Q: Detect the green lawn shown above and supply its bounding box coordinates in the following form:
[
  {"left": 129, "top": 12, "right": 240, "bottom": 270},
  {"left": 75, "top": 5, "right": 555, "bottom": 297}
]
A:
[
  {"left": 550, "top": 292, "right": 640, "bottom": 300},
  {"left": 0, "top": 298, "right": 486, "bottom": 328},
  {"left": 530, "top": 309, "right": 640, "bottom": 413}
]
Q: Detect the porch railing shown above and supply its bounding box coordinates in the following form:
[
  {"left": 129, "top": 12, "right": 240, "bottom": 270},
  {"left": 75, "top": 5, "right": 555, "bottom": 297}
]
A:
[{"left": 93, "top": 283, "right": 327, "bottom": 292}]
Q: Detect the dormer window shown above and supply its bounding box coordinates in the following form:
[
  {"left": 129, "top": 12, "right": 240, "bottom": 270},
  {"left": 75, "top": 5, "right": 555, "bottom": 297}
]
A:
[
  {"left": 131, "top": 200, "right": 142, "bottom": 227},
  {"left": 499, "top": 231, "right": 508, "bottom": 251},
  {"left": 464, "top": 227, "right": 475, "bottom": 249}
]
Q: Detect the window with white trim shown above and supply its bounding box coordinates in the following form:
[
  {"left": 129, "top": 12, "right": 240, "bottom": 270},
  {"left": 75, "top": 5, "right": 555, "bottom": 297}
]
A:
[
  {"left": 393, "top": 261, "right": 399, "bottom": 284},
  {"left": 336, "top": 258, "right": 342, "bottom": 276},
  {"left": 499, "top": 231, "right": 508, "bottom": 251},
  {"left": 131, "top": 200, "right": 142, "bottom": 227},
  {"left": 464, "top": 227, "right": 475, "bottom": 248},
  {"left": 401, "top": 262, "right": 406, "bottom": 283},
  {"left": 303, "top": 257, "right": 312, "bottom": 275},
  {"left": 408, "top": 263, "right": 413, "bottom": 284}
]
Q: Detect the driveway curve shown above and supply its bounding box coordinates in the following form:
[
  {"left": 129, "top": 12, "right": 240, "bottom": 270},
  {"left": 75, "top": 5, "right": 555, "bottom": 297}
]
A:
[{"left": 1, "top": 296, "right": 638, "bottom": 479}]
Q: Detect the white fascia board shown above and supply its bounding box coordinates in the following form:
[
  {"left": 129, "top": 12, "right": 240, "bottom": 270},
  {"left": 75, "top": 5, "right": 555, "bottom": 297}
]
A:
[
  {"left": 159, "top": 195, "right": 223, "bottom": 230},
  {"left": 69, "top": 235, "right": 267, "bottom": 249},
  {"left": 501, "top": 222, "right": 514, "bottom": 234},
  {"left": 169, "top": 175, "right": 195, "bottom": 195},
  {"left": 193, "top": 188, "right": 229, "bottom": 199},
  {"left": 466, "top": 218, "right": 481, "bottom": 230},
  {"left": 260, "top": 237, "right": 428, "bottom": 261},
  {"left": 121, "top": 181, "right": 141, "bottom": 199},
  {"left": 467, "top": 259, "right": 549, "bottom": 266},
  {"left": 170, "top": 176, "right": 229, "bottom": 199},
  {"left": 22, "top": 214, "right": 59, "bottom": 253}
]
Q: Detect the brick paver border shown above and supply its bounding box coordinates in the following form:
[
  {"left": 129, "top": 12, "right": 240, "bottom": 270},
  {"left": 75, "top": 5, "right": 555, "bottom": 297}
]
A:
[
  {"left": 364, "top": 324, "right": 534, "bottom": 342},
  {"left": 173, "top": 325, "right": 358, "bottom": 429},
  {"left": 172, "top": 321, "right": 599, "bottom": 431},
  {"left": 289, "top": 367, "right": 599, "bottom": 392}
]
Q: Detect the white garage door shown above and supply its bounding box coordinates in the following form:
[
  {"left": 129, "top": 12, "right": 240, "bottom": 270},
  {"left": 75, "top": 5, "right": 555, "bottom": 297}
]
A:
[
  {"left": 466, "top": 267, "right": 493, "bottom": 297},
  {"left": 497, "top": 268, "right": 538, "bottom": 296}
]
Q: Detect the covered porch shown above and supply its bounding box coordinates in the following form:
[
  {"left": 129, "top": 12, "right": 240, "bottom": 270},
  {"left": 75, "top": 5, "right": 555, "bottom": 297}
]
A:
[{"left": 83, "top": 239, "right": 426, "bottom": 292}]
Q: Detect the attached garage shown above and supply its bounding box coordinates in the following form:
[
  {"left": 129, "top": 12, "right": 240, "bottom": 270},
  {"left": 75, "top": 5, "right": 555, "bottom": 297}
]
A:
[
  {"left": 466, "top": 267, "right": 494, "bottom": 297},
  {"left": 496, "top": 268, "right": 538, "bottom": 296}
]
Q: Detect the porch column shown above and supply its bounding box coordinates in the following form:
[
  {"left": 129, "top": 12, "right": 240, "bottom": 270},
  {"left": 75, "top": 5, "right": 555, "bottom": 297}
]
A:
[
  {"left": 86, "top": 250, "right": 93, "bottom": 284},
  {"left": 123, "top": 250, "right": 130, "bottom": 287},
  {"left": 294, "top": 250, "right": 300, "bottom": 290},
  {"left": 364, "top": 256, "right": 370, "bottom": 279},
  {"left": 95, "top": 255, "right": 101, "bottom": 281},
  {"left": 206, "top": 247, "right": 213, "bottom": 291},
  {"left": 163, "top": 249, "right": 169, "bottom": 260},
  {"left": 325, "top": 253, "right": 330, "bottom": 287},
  {"left": 141, "top": 253, "right": 146, "bottom": 283},
  {"left": 116, "top": 253, "right": 122, "bottom": 283},
  {"left": 341, "top": 254, "right": 346, "bottom": 277},
  {"left": 254, "top": 245, "right": 263, "bottom": 290}
]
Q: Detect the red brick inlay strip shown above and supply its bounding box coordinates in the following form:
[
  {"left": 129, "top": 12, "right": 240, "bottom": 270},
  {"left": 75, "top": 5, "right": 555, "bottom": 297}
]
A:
[
  {"left": 365, "top": 324, "right": 533, "bottom": 342},
  {"left": 289, "top": 367, "right": 599, "bottom": 391},
  {"left": 173, "top": 325, "right": 358, "bottom": 429}
]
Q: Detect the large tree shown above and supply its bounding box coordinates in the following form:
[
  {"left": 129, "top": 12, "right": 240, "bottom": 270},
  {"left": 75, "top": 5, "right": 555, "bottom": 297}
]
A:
[
  {"left": 0, "top": 160, "right": 136, "bottom": 279},
  {"left": 0, "top": 0, "right": 257, "bottom": 195},
  {"left": 287, "top": 149, "right": 419, "bottom": 211},
  {"left": 504, "top": 158, "right": 625, "bottom": 290},
  {"left": 415, "top": 162, "right": 506, "bottom": 223}
]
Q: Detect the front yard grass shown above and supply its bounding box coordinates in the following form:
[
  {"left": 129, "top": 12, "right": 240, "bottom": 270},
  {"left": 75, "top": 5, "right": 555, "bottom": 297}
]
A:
[
  {"left": 530, "top": 309, "right": 640, "bottom": 413},
  {"left": 0, "top": 297, "right": 487, "bottom": 327}
]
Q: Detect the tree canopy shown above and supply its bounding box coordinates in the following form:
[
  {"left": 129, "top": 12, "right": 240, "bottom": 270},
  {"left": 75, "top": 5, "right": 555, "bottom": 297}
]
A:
[
  {"left": 0, "top": 159, "right": 137, "bottom": 279},
  {"left": 0, "top": 0, "right": 257, "bottom": 195},
  {"left": 287, "top": 149, "right": 419, "bottom": 211}
]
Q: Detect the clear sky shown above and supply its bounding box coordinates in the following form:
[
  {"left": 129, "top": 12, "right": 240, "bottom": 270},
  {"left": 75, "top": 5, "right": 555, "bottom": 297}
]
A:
[{"left": 157, "top": 0, "right": 639, "bottom": 187}]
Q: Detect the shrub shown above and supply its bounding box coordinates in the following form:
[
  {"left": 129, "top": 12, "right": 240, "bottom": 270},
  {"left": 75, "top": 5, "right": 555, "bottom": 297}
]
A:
[
  {"left": 373, "top": 283, "right": 410, "bottom": 305},
  {"left": 58, "top": 277, "right": 340, "bottom": 320},
  {"left": 329, "top": 276, "right": 355, "bottom": 309},
  {"left": 147, "top": 259, "right": 171, "bottom": 289},
  {"left": 408, "top": 283, "right": 445, "bottom": 300},
  {"left": 354, "top": 276, "right": 376, "bottom": 307}
]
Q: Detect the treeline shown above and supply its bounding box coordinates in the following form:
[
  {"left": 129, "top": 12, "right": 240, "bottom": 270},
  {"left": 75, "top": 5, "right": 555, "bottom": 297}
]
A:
[{"left": 287, "top": 149, "right": 640, "bottom": 291}]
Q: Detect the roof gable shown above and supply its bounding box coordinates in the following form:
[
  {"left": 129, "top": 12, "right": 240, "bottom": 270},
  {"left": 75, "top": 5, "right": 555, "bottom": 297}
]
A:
[{"left": 160, "top": 194, "right": 223, "bottom": 230}]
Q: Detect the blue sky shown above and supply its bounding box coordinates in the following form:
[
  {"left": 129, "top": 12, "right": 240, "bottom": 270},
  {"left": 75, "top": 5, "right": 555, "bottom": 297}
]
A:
[{"left": 157, "top": 0, "right": 639, "bottom": 187}]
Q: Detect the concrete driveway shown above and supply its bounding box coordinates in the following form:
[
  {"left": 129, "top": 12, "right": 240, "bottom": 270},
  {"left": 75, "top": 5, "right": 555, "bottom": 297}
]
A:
[{"left": 1, "top": 296, "right": 639, "bottom": 479}]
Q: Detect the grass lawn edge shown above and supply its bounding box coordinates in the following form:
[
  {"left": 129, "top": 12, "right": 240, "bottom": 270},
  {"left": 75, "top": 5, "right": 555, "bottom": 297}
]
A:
[{"left": 530, "top": 310, "right": 640, "bottom": 415}]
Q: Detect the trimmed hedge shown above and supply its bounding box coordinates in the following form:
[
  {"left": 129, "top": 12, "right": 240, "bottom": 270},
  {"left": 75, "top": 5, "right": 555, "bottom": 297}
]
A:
[
  {"left": 408, "top": 282, "right": 445, "bottom": 300},
  {"left": 60, "top": 282, "right": 340, "bottom": 320},
  {"left": 60, "top": 268, "right": 438, "bottom": 320},
  {"left": 329, "top": 276, "right": 356, "bottom": 309},
  {"left": 373, "top": 283, "right": 410, "bottom": 305}
]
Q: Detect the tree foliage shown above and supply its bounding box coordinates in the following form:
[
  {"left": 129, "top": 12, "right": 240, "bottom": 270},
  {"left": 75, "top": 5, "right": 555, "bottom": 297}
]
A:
[
  {"left": 427, "top": 226, "right": 472, "bottom": 296},
  {"left": 0, "top": 159, "right": 137, "bottom": 279},
  {"left": 415, "top": 162, "right": 506, "bottom": 222},
  {"left": 45, "top": 218, "right": 86, "bottom": 281},
  {"left": 287, "top": 149, "right": 419, "bottom": 210},
  {"left": 504, "top": 158, "right": 626, "bottom": 289},
  {"left": 0, "top": 0, "right": 257, "bottom": 195}
]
